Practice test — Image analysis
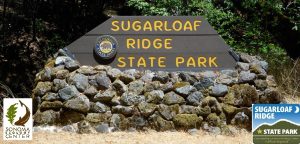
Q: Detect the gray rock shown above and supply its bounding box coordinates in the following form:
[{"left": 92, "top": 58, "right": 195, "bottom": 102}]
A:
[
  {"left": 41, "top": 92, "right": 60, "bottom": 101},
  {"left": 143, "top": 81, "right": 161, "bottom": 93},
  {"left": 175, "top": 85, "right": 197, "bottom": 97},
  {"left": 188, "top": 128, "right": 198, "bottom": 135},
  {"left": 128, "top": 80, "right": 144, "bottom": 95},
  {"left": 220, "top": 70, "right": 238, "bottom": 77},
  {"left": 85, "top": 113, "right": 111, "bottom": 123},
  {"left": 58, "top": 85, "right": 79, "bottom": 101},
  {"left": 96, "top": 75, "right": 111, "bottom": 90},
  {"left": 186, "top": 91, "right": 204, "bottom": 106},
  {"left": 55, "top": 69, "right": 69, "bottom": 79},
  {"left": 107, "top": 68, "right": 122, "bottom": 80},
  {"left": 118, "top": 73, "right": 135, "bottom": 84},
  {"left": 260, "top": 88, "right": 281, "bottom": 103},
  {"left": 259, "top": 60, "right": 268, "bottom": 70},
  {"left": 94, "top": 65, "right": 110, "bottom": 71},
  {"left": 60, "top": 110, "right": 85, "bottom": 124},
  {"left": 254, "top": 79, "right": 268, "bottom": 90},
  {"left": 62, "top": 125, "right": 77, "bottom": 133},
  {"left": 110, "top": 114, "right": 124, "bottom": 128},
  {"left": 124, "top": 69, "right": 142, "bottom": 79},
  {"left": 111, "top": 96, "right": 121, "bottom": 105},
  {"left": 250, "top": 63, "right": 267, "bottom": 79},
  {"left": 65, "top": 60, "right": 80, "bottom": 71},
  {"left": 236, "top": 62, "right": 249, "bottom": 71},
  {"left": 148, "top": 112, "right": 175, "bottom": 131},
  {"left": 200, "top": 71, "right": 218, "bottom": 79},
  {"left": 158, "top": 104, "right": 180, "bottom": 120},
  {"left": 138, "top": 102, "right": 157, "bottom": 117},
  {"left": 195, "top": 106, "right": 211, "bottom": 117},
  {"left": 202, "top": 123, "right": 221, "bottom": 135},
  {"left": 216, "top": 74, "right": 236, "bottom": 85},
  {"left": 163, "top": 91, "right": 185, "bottom": 105},
  {"left": 40, "top": 67, "right": 52, "bottom": 81},
  {"left": 140, "top": 72, "right": 154, "bottom": 82},
  {"left": 33, "top": 110, "right": 60, "bottom": 124},
  {"left": 69, "top": 73, "right": 89, "bottom": 92},
  {"left": 94, "top": 88, "right": 116, "bottom": 102},
  {"left": 77, "top": 120, "right": 92, "bottom": 134},
  {"left": 210, "top": 84, "right": 228, "bottom": 97},
  {"left": 153, "top": 71, "right": 169, "bottom": 84},
  {"left": 33, "top": 82, "right": 53, "bottom": 96},
  {"left": 173, "top": 114, "right": 202, "bottom": 129},
  {"left": 193, "top": 77, "right": 214, "bottom": 90},
  {"left": 180, "top": 105, "right": 196, "bottom": 114},
  {"left": 112, "top": 79, "right": 128, "bottom": 95},
  {"left": 55, "top": 56, "right": 72, "bottom": 66},
  {"left": 145, "top": 90, "right": 164, "bottom": 104},
  {"left": 239, "top": 53, "right": 256, "bottom": 63},
  {"left": 179, "top": 73, "right": 197, "bottom": 84},
  {"left": 90, "top": 102, "right": 110, "bottom": 113},
  {"left": 64, "top": 94, "right": 90, "bottom": 113},
  {"left": 95, "top": 123, "right": 110, "bottom": 133},
  {"left": 112, "top": 105, "right": 134, "bottom": 116},
  {"left": 129, "top": 115, "right": 147, "bottom": 128},
  {"left": 83, "top": 86, "right": 98, "bottom": 97},
  {"left": 52, "top": 79, "right": 68, "bottom": 92},
  {"left": 160, "top": 82, "right": 173, "bottom": 92},
  {"left": 231, "top": 112, "right": 250, "bottom": 130},
  {"left": 40, "top": 101, "right": 63, "bottom": 111},
  {"left": 77, "top": 66, "right": 97, "bottom": 75},
  {"left": 120, "top": 92, "right": 145, "bottom": 106},
  {"left": 238, "top": 71, "right": 256, "bottom": 83}
]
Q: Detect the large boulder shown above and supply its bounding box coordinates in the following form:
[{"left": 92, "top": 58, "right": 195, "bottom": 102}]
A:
[
  {"left": 224, "top": 84, "right": 259, "bottom": 107},
  {"left": 163, "top": 91, "right": 185, "bottom": 105},
  {"left": 145, "top": 90, "right": 164, "bottom": 104},
  {"left": 58, "top": 85, "right": 79, "bottom": 101},
  {"left": 64, "top": 94, "right": 90, "bottom": 113},
  {"left": 120, "top": 92, "right": 145, "bottom": 106},
  {"left": 173, "top": 114, "right": 202, "bottom": 129},
  {"left": 69, "top": 73, "right": 89, "bottom": 92},
  {"left": 33, "top": 82, "right": 53, "bottom": 96}
]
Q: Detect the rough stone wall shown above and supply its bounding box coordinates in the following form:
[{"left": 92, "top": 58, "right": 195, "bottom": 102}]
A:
[{"left": 32, "top": 50, "right": 282, "bottom": 134}]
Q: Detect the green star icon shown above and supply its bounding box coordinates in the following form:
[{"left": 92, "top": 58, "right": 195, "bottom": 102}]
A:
[{"left": 257, "top": 129, "right": 263, "bottom": 134}]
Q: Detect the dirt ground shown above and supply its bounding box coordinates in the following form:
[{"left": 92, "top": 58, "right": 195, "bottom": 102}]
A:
[{"left": 0, "top": 127, "right": 252, "bottom": 144}]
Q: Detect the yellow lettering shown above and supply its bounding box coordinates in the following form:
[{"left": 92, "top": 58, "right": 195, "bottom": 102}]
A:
[
  {"left": 153, "top": 39, "right": 162, "bottom": 49},
  {"left": 176, "top": 57, "right": 185, "bottom": 67},
  {"left": 187, "top": 57, "right": 196, "bottom": 67},
  {"left": 184, "top": 21, "right": 193, "bottom": 31},
  {"left": 121, "top": 21, "right": 130, "bottom": 31},
  {"left": 165, "top": 38, "right": 172, "bottom": 49},
  {"left": 164, "top": 21, "right": 172, "bottom": 31},
  {"left": 158, "top": 57, "right": 166, "bottom": 67},
  {"left": 128, "top": 57, "right": 135, "bottom": 67},
  {"left": 143, "top": 21, "right": 152, "bottom": 31},
  {"left": 142, "top": 39, "right": 151, "bottom": 49},
  {"left": 117, "top": 57, "right": 126, "bottom": 67},
  {"left": 126, "top": 38, "right": 135, "bottom": 49},
  {"left": 209, "top": 57, "right": 218, "bottom": 67},
  {"left": 149, "top": 57, "right": 156, "bottom": 67},
  {"left": 194, "top": 20, "right": 202, "bottom": 31},
  {"left": 132, "top": 21, "right": 141, "bottom": 31},
  {"left": 137, "top": 57, "right": 147, "bottom": 67},
  {"left": 198, "top": 57, "right": 206, "bottom": 67},
  {"left": 172, "top": 20, "right": 182, "bottom": 31},
  {"left": 111, "top": 21, "right": 119, "bottom": 31},
  {"left": 154, "top": 21, "right": 163, "bottom": 31}
]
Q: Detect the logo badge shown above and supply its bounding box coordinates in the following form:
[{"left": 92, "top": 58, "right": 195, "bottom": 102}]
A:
[
  {"left": 3, "top": 98, "right": 33, "bottom": 140},
  {"left": 94, "top": 35, "right": 118, "bottom": 60},
  {"left": 253, "top": 104, "right": 300, "bottom": 144}
]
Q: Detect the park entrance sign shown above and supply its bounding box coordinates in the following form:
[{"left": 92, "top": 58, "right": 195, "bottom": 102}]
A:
[{"left": 66, "top": 16, "right": 237, "bottom": 71}]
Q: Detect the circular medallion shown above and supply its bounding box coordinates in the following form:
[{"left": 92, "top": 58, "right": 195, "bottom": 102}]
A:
[{"left": 94, "top": 35, "right": 118, "bottom": 60}]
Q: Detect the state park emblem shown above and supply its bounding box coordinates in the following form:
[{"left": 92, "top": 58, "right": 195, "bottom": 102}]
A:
[{"left": 94, "top": 35, "right": 118, "bottom": 60}]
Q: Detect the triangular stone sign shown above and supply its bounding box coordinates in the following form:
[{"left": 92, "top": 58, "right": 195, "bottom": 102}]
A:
[{"left": 65, "top": 16, "right": 237, "bottom": 71}]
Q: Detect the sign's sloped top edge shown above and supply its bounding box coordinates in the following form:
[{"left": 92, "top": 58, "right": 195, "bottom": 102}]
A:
[{"left": 86, "top": 16, "right": 218, "bottom": 35}]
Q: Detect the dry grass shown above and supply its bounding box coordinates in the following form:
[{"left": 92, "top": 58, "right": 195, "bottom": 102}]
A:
[
  {"left": 0, "top": 127, "right": 252, "bottom": 144},
  {"left": 271, "top": 58, "right": 300, "bottom": 100}
]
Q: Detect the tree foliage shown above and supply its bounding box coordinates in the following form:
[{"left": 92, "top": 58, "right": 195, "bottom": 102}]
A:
[{"left": 6, "top": 103, "right": 18, "bottom": 125}]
